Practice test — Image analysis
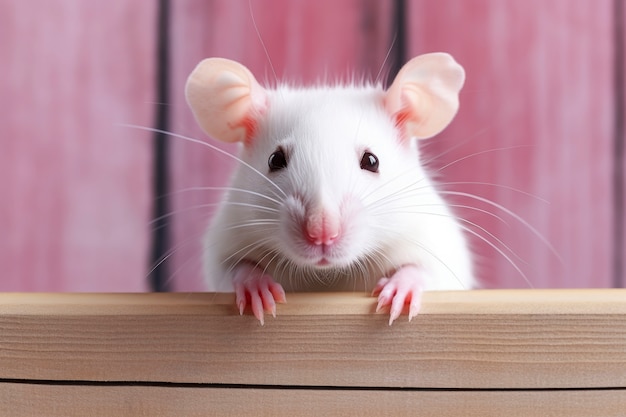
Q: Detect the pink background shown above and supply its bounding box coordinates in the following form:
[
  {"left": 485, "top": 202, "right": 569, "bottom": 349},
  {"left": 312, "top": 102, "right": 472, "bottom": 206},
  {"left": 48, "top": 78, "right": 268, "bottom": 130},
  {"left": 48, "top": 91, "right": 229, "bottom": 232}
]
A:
[{"left": 2, "top": 0, "right": 624, "bottom": 291}]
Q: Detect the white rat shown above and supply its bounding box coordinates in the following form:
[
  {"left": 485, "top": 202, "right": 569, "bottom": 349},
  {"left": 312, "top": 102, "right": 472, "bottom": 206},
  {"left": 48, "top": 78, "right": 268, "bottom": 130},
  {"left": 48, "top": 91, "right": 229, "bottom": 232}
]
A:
[{"left": 185, "top": 53, "right": 475, "bottom": 325}]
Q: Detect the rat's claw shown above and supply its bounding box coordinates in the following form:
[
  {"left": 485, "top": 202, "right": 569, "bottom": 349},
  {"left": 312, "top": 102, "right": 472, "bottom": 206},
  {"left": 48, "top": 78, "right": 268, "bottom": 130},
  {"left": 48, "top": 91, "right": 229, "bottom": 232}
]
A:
[
  {"left": 249, "top": 290, "right": 265, "bottom": 325},
  {"left": 408, "top": 292, "right": 422, "bottom": 322},
  {"left": 371, "top": 277, "right": 390, "bottom": 297},
  {"left": 234, "top": 283, "right": 247, "bottom": 315},
  {"left": 389, "top": 290, "right": 406, "bottom": 325},
  {"left": 374, "top": 280, "right": 394, "bottom": 313},
  {"left": 269, "top": 280, "right": 287, "bottom": 304},
  {"left": 373, "top": 265, "right": 424, "bottom": 325},
  {"left": 232, "top": 264, "right": 286, "bottom": 325}
]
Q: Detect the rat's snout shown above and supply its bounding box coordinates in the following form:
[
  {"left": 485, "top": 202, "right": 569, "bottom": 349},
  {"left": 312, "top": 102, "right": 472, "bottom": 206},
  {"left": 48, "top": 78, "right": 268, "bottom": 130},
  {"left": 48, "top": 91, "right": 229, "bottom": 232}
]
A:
[
  {"left": 304, "top": 205, "right": 341, "bottom": 246},
  {"left": 279, "top": 193, "right": 365, "bottom": 268}
]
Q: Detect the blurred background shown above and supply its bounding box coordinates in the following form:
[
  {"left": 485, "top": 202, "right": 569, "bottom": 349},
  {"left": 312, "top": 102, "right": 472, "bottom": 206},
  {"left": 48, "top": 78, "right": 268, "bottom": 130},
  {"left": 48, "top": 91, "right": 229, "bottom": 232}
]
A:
[{"left": 2, "top": 0, "right": 624, "bottom": 291}]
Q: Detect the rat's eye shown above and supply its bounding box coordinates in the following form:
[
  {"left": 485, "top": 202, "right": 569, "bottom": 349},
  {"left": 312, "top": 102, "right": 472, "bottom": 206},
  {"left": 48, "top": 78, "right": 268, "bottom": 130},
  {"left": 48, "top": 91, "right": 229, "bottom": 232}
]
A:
[
  {"left": 268, "top": 148, "right": 288, "bottom": 172},
  {"left": 360, "top": 151, "right": 379, "bottom": 173}
]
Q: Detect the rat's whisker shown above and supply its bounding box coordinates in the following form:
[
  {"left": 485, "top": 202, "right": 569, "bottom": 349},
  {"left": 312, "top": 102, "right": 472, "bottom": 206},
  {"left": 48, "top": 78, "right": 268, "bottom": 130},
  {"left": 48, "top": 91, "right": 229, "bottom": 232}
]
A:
[
  {"left": 146, "top": 229, "right": 206, "bottom": 279},
  {"left": 148, "top": 203, "right": 218, "bottom": 226},
  {"left": 438, "top": 181, "right": 549, "bottom": 204},
  {"left": 119, "top": 124, "right": 287, "bottom": 198},
  {"left": 372, "top": 225, "right": 468, "bottom": 290},
  {"left": 417, "top": 210, "right": 526, "bottom": 265},
  {"left": 162, "top": 250, "right": 204, "bottom": 289},
  {"left": 361, "top": 167, "right": 429, "bottom": 205},
  {"left": 218, "top": 201, "right": 279, "bottom": 214},
  {"left": 458, "top": 224, "right": 533, "bottom": 289},
  {"left": 374, "top": 30, "right": 397, "bottom": 86},
  {"left": 224, "top": 238, "right": 276, "bottom": 277},
  {"left": 248, "top": 0, "right": 279, "bottom": 90},
  {"left": 434, "top": 144, "right": 534, "bottom": 173},
  {"left": 439, "top": 190, "right": 562, "bottom": 264},
  {"left": 373, "top": 205, "right": 532, "bottom": 287},
  {"left": 420, "top": 126, "right": 493, "bottom": 166},
  {"left": 165, "top": 186, "right": 284, "bottom": 206},
  {"left": 222, "top": 220, "right": 280, "bottom": 231},
  {"left": 363, "top": 177, "right": 433, "bottom": 212}
]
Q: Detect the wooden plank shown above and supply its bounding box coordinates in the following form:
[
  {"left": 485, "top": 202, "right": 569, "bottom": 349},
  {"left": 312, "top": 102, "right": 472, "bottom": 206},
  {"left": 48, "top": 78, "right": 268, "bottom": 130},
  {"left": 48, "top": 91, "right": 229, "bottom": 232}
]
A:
[
  {"left": 407, "top": 0, "right": 615, "bottom": 288},
  {"left": 0, "top": 1, "right": 155, "bottom": 291},
  {"left": 0, "top": 290, "right": 624, "bottom": 389},
  {"left": 1, "top": 384, "right": 625, "bottom": 417}
]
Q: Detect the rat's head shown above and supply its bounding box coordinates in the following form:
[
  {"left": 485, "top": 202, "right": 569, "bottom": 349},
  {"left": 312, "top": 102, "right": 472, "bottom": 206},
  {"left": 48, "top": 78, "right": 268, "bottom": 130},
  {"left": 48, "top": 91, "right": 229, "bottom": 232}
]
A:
[{"left": 186, "top": 54, "right": 464, "bottom": 274}]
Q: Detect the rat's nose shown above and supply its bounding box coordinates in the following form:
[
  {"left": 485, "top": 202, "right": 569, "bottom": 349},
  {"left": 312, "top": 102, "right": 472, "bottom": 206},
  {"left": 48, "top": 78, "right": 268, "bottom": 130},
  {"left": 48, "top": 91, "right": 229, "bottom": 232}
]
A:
[{"left": 304, "top": 208, "right": 341, "bottom": 246}]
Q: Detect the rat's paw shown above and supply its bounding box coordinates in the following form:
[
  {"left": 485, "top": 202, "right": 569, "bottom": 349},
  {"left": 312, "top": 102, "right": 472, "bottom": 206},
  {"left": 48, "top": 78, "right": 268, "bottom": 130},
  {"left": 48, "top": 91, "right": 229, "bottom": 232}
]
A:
[
  {"left": 372, "top": 265, "right": 424, "bottom": 325},
  {"left": 232, "top": 264, "right": 286, "bottom": 325}
]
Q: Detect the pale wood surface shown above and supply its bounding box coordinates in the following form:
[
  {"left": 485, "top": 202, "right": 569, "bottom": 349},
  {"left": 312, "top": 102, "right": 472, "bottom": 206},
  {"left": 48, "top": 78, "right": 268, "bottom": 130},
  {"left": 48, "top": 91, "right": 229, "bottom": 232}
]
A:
[
  {"left": 0, "top": 290, "right": 625, "bottom": 389},
  {"left": 1, "top": 384, "right": 625, "bottom": 417}
]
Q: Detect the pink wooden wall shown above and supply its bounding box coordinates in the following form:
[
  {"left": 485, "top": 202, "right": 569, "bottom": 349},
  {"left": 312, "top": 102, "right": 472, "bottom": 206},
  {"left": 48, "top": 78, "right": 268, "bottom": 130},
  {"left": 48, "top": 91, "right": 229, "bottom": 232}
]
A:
[
  {"left": 1, "top": 1, "right": 155, "bottom": 291},
  {"left": 2, "top": 0, "right": 623, "bottom": 291},
  {"left": 168, "top": 0, "right": 395, "bottom": 290},
  {"left": 407, "top": 0, "right": 615, "bottom": 288},
  {"left": 168, "top": 0, "right": 621, "bottom": 291}
]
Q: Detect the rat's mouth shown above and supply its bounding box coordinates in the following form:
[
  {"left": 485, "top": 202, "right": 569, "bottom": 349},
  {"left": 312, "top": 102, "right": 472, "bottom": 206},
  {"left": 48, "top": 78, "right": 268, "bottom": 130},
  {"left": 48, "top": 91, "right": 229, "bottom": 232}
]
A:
[
  {"left": 281, "top": 239, "right": 347, "bottom": 269},
  {"left": 316, "top": 258, "right": 331, "bottom": 266},
  {"left": 304, "top": 251, "right": 355, "bottom": 270}
]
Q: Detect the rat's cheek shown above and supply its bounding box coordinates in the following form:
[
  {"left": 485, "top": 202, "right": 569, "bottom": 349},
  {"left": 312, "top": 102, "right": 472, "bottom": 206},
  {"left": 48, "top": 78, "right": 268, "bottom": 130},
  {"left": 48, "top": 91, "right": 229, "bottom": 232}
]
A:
[
  {"left": 280, "top": 195, "right": 306, "bottom": 235},
  {"left": 336, "top": 196, "right": 372, "bottom": 253},
  {"left": 278, "top": 195, "right": 309, "bottom": 256}
]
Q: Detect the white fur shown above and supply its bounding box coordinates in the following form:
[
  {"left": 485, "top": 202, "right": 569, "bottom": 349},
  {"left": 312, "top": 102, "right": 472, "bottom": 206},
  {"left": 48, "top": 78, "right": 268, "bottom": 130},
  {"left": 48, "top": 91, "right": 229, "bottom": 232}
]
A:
[{"left": 202, "top": 85, "right": 475, "bottom": 292}]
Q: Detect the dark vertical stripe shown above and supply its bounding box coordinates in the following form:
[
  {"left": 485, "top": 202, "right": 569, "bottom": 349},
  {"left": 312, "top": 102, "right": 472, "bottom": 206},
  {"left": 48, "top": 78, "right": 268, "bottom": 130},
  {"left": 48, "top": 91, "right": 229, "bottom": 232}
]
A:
[
  {"left": 149, "top": 0, "right": 171, "bottom": 292},
  {"left": 613, "top": 0, "right": 625, "bottom": 288},
  {"left": 386, "top": 0, "right": 406, "bottom": 85}
]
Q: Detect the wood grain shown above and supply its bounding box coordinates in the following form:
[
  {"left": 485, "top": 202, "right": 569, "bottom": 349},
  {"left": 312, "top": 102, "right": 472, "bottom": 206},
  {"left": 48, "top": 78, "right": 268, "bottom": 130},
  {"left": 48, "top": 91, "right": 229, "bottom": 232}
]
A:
[
  {"left": 0, "top": 290, "right": 624, "bottom": 389},
  {"left": 1, "top": 384, "right": 625, "bottom": 417}
]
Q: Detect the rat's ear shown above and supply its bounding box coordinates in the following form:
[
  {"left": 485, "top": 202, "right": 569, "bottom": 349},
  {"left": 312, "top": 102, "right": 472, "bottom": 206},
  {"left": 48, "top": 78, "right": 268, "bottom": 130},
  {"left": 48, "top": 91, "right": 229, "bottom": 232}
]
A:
[
  {"left": 385, "top": 53, "right": 465, "bottom": 140},
  {"left": 185, "top": 58, "right": 267, "bottom": 144}
]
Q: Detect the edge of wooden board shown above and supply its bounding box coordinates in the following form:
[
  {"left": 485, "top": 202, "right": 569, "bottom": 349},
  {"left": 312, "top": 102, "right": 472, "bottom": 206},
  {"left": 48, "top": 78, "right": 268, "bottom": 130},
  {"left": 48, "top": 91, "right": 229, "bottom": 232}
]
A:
[
  {"left": 0, "top": 290, "right": 625, "bottom": 389},
  {"left": 0, "top": 289, "right": 625, "bottom": 315}
]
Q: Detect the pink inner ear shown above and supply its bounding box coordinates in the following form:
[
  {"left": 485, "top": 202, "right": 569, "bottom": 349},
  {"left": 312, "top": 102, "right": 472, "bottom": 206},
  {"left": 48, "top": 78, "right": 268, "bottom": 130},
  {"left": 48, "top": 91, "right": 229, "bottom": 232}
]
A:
[
  {"left": 228, "top": 91, "right": 268, "bottom": 147},
  {"left": 229, "top": 114, "right": 258, "bottom": 148},
  {"left": 393, "top": 108, "right": 416, "bottom": 143},
  {"left": 387, "top": 89, "right": 422, "bottom": 144}
]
